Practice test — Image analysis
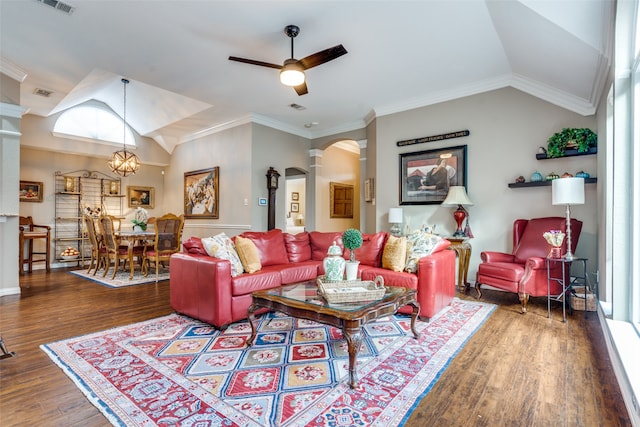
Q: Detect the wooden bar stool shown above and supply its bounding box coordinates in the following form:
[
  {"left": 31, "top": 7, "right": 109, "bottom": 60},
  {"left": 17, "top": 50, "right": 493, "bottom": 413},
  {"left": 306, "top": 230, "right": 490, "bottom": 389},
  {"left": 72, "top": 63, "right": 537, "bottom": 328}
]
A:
[{"left": 19, "top": 216, "right": 51, "bottom": 274}]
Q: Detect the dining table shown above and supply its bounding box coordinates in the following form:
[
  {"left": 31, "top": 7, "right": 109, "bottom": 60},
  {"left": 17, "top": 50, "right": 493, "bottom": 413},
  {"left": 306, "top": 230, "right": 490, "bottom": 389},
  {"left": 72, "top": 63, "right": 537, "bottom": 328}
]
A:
[{"left": 116, "top": 230, "right": 155, "bottom": 279}]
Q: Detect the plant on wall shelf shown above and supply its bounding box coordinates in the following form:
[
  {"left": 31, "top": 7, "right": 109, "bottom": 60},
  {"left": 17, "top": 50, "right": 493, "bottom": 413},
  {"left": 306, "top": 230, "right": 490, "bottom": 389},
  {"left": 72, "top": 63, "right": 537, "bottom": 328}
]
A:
[
  {"left": 342, "top": 228, "right": 363, "bottom": 262},
  {"left": 546, "top": 128, "right": 597, "bottom": 158}
]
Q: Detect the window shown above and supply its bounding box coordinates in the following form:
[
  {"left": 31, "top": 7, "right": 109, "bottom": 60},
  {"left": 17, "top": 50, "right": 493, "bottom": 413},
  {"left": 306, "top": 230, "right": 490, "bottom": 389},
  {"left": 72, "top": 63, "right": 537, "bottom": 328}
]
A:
[{"left": 53, "top": 102, "right": 135, "bottom": 146}]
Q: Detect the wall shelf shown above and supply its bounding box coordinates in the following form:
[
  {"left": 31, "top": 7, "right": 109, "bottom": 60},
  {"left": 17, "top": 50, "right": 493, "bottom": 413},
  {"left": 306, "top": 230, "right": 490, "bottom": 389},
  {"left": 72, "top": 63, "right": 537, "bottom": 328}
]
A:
[
  {"left": 508, "top": 177, "right": 597, "bottom": 188},
  {"left": 536, "top": 146, "right": 597, "bottom": 160}
]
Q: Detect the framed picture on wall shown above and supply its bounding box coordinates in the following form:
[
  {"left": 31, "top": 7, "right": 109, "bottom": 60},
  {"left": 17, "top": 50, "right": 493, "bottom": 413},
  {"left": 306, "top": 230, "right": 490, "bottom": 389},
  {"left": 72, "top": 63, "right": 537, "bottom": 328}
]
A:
[
  {"left": 290, "top": 202, "right": 299, "bottom": 212},
  {"left": 19, "top": 181, "right": 43, "bottom": 202},
  {"left": 127, "top": 186, "right": 155, "bottom": 208},
  {"left": 184, "top": 167, "right": 219, "bottom": 218},
  {"left": 399, "top": 145, "right": 467, "bottom": 205},
  {"left": 291, "top": 192, "right": 299, "bottom": 201}
]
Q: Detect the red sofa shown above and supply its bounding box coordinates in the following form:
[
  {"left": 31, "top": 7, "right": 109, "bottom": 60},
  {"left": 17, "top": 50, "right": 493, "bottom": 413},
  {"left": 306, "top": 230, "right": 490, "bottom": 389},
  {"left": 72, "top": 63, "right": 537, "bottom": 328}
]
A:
[{"left": 170, "top": 228, "right": 456, "bottom": 328}]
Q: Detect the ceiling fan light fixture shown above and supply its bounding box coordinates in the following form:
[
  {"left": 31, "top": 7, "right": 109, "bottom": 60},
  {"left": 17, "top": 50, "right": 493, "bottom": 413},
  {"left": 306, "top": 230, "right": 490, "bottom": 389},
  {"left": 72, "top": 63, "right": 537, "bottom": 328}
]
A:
[{"left": 280, "top": 61, "right": 305, "bottom": 87}]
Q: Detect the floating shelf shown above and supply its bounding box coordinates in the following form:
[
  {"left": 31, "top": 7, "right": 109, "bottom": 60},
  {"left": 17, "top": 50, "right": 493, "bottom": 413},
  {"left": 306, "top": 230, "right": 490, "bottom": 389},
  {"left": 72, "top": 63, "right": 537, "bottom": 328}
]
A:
[
  {"left": 536, "top": 146, "right": 597, "bottom": 160},
  {"left": 508, "top": 178, "right": 597, "bottom": 188}
]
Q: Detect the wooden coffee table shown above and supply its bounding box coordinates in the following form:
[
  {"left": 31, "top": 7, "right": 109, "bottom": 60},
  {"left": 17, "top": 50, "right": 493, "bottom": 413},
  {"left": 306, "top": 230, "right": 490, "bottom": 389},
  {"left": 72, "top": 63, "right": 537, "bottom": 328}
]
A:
[{"left": 247, "top": 281, "right": 420, "bottom": 389}]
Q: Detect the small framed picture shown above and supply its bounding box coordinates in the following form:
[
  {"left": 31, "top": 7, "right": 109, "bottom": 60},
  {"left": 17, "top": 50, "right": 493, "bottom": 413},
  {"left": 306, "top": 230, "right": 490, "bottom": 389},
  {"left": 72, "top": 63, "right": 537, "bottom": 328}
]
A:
[
  {"left": 19, "top": 181, "right": 44, "bottom": 202},
  {"left": 291, "top": 202, "right": 299, "bottom": 212},
  {"left": 258, "top": 197, "right": 267, "bottom": 206},
  {"left": 364, "top": 178, "right": 374, "bottom": 202},
  {"left": 291, "top": 192, "right": 299, "bottom": 201},
  {"left": 127, "top": 186, "right": 155, "bottom": 208}
]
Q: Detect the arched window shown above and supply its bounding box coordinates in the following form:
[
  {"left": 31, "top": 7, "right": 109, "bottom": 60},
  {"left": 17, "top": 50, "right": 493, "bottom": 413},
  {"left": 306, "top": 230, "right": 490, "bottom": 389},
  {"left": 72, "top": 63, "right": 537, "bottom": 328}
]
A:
[{"left": 53, "top": 102, "right": 136, "bottom": 146}]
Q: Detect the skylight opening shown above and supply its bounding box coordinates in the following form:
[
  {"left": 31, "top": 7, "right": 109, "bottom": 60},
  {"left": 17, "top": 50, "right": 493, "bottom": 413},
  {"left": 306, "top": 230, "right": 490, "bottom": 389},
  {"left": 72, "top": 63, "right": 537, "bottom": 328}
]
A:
[{"left": 53, "top": 103, "right": 136, "bottom": 147}]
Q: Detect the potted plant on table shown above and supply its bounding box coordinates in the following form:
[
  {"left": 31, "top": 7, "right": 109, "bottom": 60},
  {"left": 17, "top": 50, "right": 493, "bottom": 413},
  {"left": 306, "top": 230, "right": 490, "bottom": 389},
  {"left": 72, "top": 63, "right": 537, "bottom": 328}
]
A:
[
  {"left": 342, "top": 228, "right": 363, "bottom": 281},
  {"left": 132, "top": 207, "right": 148, "bottom": 231}
]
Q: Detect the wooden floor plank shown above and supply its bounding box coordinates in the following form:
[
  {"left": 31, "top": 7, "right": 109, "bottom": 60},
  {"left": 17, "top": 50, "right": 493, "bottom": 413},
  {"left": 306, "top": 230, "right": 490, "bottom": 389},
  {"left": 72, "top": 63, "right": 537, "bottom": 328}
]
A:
[{"left": 0, "top": 269, "right": 632, "bottom": 426}]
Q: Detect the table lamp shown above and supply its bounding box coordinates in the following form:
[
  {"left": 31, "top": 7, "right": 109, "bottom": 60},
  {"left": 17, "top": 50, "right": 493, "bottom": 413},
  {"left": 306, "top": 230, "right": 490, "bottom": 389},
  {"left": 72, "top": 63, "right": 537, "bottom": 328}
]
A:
[
  {"left": 552, "top": 177, "right": 584, "bottom": 260},
  {"left": 388, "top": 208, "right": 403, "bottom": 237},
  {"left": 442, "top": 186, "right": 473, "bottom": 237}
]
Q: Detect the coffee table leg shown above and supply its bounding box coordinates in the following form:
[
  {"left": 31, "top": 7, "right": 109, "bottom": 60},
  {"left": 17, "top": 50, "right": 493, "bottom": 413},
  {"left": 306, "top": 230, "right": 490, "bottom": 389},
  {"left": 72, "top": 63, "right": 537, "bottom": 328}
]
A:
[
  {"left": 408, "top": 301, "right": 420, "bottom": 339},
  {"left": 247, "top": 303, "right": 258, "bottom": 346},
  {"left": 343, "top": 326, "right": 362, "bottom": 389}
]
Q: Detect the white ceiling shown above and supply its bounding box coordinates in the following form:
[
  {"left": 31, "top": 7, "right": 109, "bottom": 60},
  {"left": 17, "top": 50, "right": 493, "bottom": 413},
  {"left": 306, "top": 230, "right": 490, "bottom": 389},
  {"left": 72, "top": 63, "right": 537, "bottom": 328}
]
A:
[{"left": 0, "top": 0, "right": 613, "bottom": 153}]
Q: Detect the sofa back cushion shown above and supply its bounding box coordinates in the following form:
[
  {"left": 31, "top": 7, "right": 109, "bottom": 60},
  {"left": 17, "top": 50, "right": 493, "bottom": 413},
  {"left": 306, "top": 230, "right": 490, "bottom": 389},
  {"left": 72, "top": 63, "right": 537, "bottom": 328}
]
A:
[
  {"left": 283, "top": 231, "right": 312, "bottom": 263},
  {"left": 240, "top": 228, "right": 289, "bottom": 267},
  {"left": 309, "top": 231, "right": 344, "bottom": 261},
  {"left": 355, "top": 232, "right": 387, "bottom": 267},
  {"left": 182, "top": 236, "right": 207, "bottom": 255}
]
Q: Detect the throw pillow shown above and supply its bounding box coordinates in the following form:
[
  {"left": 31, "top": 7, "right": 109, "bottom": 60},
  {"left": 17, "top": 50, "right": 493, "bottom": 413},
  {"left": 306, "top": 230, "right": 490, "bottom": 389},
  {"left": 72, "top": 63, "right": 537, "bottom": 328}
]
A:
[
  {"left": 235, "top": 235, "right": 262, "bottom": 273},
  {"left": 382, "top": 235, "right": 407, "bottom": 272},
  {"left": 202, "top": 233, "right": 244, "bottom": 277},
  {"left": 404, "top": 231, "right": 448, "bottom": 273},
  {"left": 182, "top": 236, "right": 207, "bottom": 255}
]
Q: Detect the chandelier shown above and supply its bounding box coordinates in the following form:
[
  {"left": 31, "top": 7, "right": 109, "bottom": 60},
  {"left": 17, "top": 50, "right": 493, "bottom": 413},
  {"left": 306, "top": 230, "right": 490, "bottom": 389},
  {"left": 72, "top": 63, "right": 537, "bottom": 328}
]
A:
[{"left": 108, "top": 78, "right": 140, "bottom": 176}]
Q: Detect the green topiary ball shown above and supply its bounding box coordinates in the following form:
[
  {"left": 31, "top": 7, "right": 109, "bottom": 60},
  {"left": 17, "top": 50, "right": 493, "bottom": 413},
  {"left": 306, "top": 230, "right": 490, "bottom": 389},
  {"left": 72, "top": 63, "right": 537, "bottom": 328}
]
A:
[{"left": 342, "top": 228, "right": 363, "bottom": 262}]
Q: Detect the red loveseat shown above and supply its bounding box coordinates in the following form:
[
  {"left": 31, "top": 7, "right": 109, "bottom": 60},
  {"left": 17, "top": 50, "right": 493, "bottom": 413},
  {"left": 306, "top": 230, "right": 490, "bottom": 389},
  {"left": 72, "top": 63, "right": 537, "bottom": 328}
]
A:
[{"left": 170, "top": 228, "right": 456, "bottom": 328}]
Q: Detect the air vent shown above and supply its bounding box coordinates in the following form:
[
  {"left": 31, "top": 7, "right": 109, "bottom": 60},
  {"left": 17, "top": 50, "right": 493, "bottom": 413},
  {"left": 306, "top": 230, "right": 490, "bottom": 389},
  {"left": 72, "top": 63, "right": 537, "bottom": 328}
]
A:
[
  {"left": 36, "top": 0, "right": 75, "bottom": 14},
  {"left": 289, "top": 103, "right": 306, "bottom": 111},
  {"left": 33, "top": 88, "right": 53, "bottom": 97}
]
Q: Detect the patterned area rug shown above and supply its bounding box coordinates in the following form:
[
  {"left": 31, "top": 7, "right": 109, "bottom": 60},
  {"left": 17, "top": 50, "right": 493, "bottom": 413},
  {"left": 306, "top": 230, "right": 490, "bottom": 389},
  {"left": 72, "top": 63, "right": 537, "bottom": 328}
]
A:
[
  {"left": 42, "top": 298, "right": 495, "bottom": 426},
  {"left": 70, "top": 266, "right": 169, "bottom": 288}
]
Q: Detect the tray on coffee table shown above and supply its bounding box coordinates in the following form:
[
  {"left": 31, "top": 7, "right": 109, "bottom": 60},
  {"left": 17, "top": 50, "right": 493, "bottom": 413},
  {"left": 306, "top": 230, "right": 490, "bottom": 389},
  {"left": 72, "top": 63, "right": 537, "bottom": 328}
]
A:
[{"left": 317, "top": 275, "right": 386, "bottom": 303}]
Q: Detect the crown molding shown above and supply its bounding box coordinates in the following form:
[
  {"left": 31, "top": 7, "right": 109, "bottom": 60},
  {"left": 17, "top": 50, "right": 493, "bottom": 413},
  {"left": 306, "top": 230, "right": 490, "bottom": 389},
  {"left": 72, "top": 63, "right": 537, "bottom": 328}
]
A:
[
  {"left": 0, "top": 103, "right": 27, "bottom": 118},
  {"left": 511, "top": 73, "right": 596, "bottom": 116},
  {"left": 0, "top": 57, "right": 27, "bottom": 83}
]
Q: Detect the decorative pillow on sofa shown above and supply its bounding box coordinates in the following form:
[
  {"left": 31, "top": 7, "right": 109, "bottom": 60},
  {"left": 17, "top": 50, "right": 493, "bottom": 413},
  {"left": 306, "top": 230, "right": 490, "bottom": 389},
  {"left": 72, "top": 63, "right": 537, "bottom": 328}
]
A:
[
  {"left": 382, "top": 235, "right": 407, "bottom": 272},
  {"left": 240, "top": 228, "right": 289, "bottom": 267},
  {"left": 235, "top": 235, "right": 262, "bottom": 273},
  {"left": 182, "top": 236, "right": 207, "bottom": 255},
  {"left": 283, "top": 232, "right": 312, "bottom": 263},
  {"left": 202, "top": 233, "right": 244, "bottom": 277},
  {"left": 404, "top": 231, "right": 450, "bottom": 273}
]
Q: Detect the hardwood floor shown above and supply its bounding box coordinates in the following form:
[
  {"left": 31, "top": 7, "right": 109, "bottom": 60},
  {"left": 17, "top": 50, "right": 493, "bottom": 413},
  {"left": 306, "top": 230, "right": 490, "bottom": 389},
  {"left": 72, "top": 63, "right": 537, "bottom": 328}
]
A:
[{"left": 0, "top": 269, "right": 632, "bottom": 426}]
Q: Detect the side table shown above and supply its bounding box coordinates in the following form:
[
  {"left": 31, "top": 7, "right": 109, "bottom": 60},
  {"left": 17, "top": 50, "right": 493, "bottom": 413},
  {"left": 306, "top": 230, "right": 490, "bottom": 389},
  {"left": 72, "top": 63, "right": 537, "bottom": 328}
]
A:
[
  {"left": 445, "top": 236, "right": 472, "bottom": 293},
  {"left": 546, "top": 257, "right": 588, "bottom": 322}
]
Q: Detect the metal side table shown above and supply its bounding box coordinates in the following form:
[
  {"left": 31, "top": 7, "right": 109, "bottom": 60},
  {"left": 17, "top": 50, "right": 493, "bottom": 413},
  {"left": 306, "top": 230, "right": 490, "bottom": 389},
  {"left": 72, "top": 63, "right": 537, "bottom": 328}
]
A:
[{"left": 546, "top": 257, "right": 588, "bottom": 322}]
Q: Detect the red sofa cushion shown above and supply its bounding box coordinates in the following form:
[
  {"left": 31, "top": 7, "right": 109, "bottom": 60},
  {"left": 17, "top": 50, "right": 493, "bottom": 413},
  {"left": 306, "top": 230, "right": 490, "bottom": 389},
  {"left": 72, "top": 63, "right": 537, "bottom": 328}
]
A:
[
  {"left": 182, "top": 236, "right": 207, "bottom": 255},
  {"left": 283, "top": 232, "right": 312, "bottom": 262},
  {"left": 309, "top": 231, "right": 344, "bottom": 261},
  {"left": 240, "top": 229, "right": 290, "bottom": 267},
  {"left": 354, "top": 232, "right": 387, "bottom": 267}
]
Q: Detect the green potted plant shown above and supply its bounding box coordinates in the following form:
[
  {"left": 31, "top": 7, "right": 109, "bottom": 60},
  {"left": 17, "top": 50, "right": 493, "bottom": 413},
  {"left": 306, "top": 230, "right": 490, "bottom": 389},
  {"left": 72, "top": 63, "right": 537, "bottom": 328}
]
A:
[
  {"left": 342, "top": 228, "right": 363, "bottom": 281},
  {"left": 546, "top": 128, "right": 597, "bottom": 158}
]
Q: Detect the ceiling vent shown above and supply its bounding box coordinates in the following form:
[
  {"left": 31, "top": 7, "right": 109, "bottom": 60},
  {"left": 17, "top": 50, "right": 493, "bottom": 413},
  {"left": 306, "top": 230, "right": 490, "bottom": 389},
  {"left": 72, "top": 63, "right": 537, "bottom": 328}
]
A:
[
  {"left": 289, "top": 103, "right": 306, "bottom": 111},
  {"left": 33, "top": 88, "right": 53, "bottom": 97},
  {"left": 36, "top": 0, "right": 75, "bottom": 14}
]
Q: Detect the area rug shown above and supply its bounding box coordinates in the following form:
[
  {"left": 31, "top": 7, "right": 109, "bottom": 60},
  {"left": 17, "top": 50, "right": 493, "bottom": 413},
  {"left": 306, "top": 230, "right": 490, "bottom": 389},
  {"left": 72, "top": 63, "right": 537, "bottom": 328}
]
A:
[
  {"left": 42, "top": 298, "right": 495, "bottom": 426},
  {"left": 70, "top": 266, "right": 169, "bottom": 288}
]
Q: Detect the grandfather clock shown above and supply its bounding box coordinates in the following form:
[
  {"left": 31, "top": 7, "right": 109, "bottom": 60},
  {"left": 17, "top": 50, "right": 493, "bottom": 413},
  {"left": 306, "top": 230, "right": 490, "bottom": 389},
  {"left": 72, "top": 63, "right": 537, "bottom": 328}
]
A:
[{"left": 266, "top": 167, "right": 280, "bottom": 230}]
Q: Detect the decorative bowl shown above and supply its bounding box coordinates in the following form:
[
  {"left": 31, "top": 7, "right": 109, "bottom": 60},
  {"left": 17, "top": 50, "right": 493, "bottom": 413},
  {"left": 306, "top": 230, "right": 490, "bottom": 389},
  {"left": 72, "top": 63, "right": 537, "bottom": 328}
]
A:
[{"left": 61, "top": 255, "right": 79, "bottom": 260}]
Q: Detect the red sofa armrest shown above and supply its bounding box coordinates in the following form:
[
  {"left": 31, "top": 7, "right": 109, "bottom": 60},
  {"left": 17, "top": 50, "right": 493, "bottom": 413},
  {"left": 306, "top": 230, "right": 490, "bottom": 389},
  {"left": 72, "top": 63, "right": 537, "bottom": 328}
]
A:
[
  {"left": 415, "top": 249, "right": 456, "bottom": 319},
  {"left": 170, "top": 252, "right": 233, "bottom": 328},
  {"left": 481, "top": 251, "right": 515, "bottom": 263}
]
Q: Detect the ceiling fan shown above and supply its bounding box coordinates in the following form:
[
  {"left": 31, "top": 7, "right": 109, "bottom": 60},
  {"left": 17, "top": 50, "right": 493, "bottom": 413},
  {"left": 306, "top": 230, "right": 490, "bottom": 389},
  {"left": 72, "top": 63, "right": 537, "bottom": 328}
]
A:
[{"left": 228, "top": 25, "right": 347, "bottom": 96}]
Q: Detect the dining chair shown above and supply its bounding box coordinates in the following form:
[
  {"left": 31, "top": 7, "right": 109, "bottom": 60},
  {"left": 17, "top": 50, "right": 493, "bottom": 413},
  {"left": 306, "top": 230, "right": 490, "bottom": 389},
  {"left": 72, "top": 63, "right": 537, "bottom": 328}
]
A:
[
  {"left": 98, "top": 215, "right": 143, "bottom": 279},
  {"left": 142, "top": 213, "right": 184, "bottom": 282},
  {"left": 83, "top": 214, "right": 105, "bottom": 275},
  {"left": 19, "top": 216, "right": 51, "bottom": 274}
]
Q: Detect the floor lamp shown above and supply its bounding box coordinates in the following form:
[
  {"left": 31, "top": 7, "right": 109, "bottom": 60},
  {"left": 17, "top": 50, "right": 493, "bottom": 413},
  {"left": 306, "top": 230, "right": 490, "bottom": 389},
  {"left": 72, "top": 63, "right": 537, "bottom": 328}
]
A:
[{"left": 552, "top": 177, "right": 584, "bottom": 260}]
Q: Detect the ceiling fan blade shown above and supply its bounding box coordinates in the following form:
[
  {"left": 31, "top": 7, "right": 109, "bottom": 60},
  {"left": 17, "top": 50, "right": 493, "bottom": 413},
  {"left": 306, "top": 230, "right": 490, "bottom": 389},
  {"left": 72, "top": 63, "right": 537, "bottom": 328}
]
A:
[
  {"left": 228, "top": 56, "right": 282, "bottom": 70},
  {"left": 294, "top": 82, "right": 308, "bottom": 96},
  {"left": 299, "top": 44, "right": 347, "bottom": 69}
]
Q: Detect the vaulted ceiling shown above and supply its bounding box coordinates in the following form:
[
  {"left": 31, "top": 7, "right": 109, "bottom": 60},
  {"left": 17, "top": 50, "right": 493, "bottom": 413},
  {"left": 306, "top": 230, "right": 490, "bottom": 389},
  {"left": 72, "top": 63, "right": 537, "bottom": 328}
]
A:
[{"left": 0, "top": 1, "right": 613, "bottom": 153}]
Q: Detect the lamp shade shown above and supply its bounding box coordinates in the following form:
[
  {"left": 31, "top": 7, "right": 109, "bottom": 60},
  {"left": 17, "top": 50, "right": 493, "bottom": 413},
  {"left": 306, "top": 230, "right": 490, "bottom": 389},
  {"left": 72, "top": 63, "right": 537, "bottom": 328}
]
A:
[
  {"left": 280, "top": 60, "right": 305, "bottom": 86},
  {"left": 552, "top": 177, "right": 585, "bottom": 205},
  {"left": 388, "top": 208, "right": 403, "bottom": 223},
  {"left": 442, "top": 186, "right": 473, "bottom": 206}
]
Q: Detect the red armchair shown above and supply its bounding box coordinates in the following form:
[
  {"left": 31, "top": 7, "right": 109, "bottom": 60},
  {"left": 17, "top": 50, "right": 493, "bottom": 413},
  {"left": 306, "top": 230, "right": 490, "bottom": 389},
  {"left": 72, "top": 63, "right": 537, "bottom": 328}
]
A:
[{"left": 475, "top": 217, "right": 583, "bottom": 313}]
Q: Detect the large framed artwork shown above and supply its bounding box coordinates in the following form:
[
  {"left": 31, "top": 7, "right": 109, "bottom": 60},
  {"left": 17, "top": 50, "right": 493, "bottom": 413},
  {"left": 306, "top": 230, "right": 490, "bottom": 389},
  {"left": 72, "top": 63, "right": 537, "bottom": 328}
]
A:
[
  {"left": 19, "top": 180, "right": 44, "bottom": 202},
  {"left": 184, "top": 167, "right": 219, "bottom": 218},
  {"left": 127, "top": 186, "right": 154, "bottom": 208},
  {"left": 399, "top": 145, "right": 467, "bottom": 205}
]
